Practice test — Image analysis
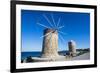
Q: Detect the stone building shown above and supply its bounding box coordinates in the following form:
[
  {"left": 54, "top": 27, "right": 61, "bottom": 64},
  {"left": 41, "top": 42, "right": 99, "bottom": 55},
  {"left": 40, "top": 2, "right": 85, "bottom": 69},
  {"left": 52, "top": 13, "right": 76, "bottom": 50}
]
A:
[
  {"left": 41, "top": 28, "right": 59, "bottom": 59},
  {"left": 68, "top": 40, "right": 76, "bottom": 56}
]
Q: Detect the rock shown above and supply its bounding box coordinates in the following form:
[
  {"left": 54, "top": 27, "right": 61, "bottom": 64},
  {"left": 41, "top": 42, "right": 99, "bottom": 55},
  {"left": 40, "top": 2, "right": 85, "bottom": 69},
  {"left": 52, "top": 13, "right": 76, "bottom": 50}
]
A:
[{"left": 26, "top": 56, "right": 33, "bottom": 62}]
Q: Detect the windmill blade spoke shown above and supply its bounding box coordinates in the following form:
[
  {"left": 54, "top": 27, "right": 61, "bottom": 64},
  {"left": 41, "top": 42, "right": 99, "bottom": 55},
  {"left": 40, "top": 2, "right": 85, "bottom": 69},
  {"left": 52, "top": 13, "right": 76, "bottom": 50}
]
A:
[
  {"left": 40, "top": 31, "right": 53, "bottom": 38},
  {"left": 57, "top": 17, "right": 61, "bottom": 28},
  {"left": 58, "top": 31, "right": 67, "bottom": 35},
  {"left": 58, "top": 25, "right": 64, "bottom": 29},
  {"left": 37, "top": 22, "right": 51, "bottom": 29},
  {"left": 43, "top": 14, "right": 54, "bottom": 28},
  {"left": 59, "top": 34, "right": 66, "bottom": 45},
  {"left": 51, "top": 14, "right": 56, "bottom": 28}
]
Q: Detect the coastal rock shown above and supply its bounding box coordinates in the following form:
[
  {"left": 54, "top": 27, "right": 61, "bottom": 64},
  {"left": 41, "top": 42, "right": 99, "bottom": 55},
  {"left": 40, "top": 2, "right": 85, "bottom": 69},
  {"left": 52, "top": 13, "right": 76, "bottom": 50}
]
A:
[{"left": 26, "top": 56, "right": 33, "bottom": 62}]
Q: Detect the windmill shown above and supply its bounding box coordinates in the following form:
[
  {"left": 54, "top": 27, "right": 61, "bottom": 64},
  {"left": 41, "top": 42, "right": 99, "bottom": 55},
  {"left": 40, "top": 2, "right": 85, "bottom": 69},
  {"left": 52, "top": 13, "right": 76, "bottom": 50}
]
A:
[{"left": 37, "top": 13, "right": 66, "bottom": 59}]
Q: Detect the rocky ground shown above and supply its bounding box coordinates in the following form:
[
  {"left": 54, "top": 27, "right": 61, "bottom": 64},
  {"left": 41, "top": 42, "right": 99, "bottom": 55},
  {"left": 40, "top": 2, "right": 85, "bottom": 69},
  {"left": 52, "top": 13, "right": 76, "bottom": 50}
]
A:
[
  {"left": 71, "top": 52, "right": 90, "bottom": 60},
  {"left": 22, "top": 52, "right": 90, "bottom": 63}
]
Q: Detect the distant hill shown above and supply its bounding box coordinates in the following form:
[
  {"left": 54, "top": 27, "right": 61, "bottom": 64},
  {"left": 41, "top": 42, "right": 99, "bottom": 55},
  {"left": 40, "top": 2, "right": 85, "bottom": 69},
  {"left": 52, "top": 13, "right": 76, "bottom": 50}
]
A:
[{"left": 76, "top": 48, "right": 90, "bottom": 51}]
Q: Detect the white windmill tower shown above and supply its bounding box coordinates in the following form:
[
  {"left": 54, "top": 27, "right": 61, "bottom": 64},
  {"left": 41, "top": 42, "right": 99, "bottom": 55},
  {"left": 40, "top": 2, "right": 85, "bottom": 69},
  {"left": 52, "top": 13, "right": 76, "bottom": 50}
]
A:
[{"left": 37, "top": 13, "right": 66, "bottom": 59}]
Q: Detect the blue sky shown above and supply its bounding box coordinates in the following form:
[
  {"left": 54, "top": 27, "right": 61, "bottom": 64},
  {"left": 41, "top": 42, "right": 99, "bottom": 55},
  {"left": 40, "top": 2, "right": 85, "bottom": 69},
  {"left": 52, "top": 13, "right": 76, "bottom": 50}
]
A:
[{"left": 21, "top": 10, "right": 90, "bottom": 52}]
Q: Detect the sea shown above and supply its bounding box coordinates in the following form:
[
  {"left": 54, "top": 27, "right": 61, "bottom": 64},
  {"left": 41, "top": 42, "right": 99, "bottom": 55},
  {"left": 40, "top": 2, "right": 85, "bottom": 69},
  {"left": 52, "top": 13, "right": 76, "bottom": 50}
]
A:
[{"left": 21, "top": 51, "right": 69, "bottom": 60}]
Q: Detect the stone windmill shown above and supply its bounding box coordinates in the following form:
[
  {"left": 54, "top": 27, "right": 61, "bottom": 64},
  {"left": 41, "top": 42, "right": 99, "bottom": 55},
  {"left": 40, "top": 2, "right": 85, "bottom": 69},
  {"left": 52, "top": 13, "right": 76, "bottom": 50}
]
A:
[
  {"left": 37, "top": 14, "right": 66, "bottom": 59},
  {"left": 41, "top": 28, "right": 59, "bottom": 58},
  {"left": 68, "top": 40, "right": 76, "bottom": 57}
]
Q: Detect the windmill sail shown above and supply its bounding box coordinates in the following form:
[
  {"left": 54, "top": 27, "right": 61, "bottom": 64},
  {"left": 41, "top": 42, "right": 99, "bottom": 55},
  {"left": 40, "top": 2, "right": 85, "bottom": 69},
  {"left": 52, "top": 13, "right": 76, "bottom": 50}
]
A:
[
  {"left": 51, "top": 14, "right": 56, "bottom": 28},
  {"left": 38, "top": 13, "right": 67, "bottom": 59},
  {"left": 37, "top": 22, "right": 51, "bottom": 29},
  {"left": 40, "top": 31, "right": 53, "bottom": 38},
  {"left": 57, "top": 17, "right": 61, "bottom": 28},
  {"left": 43, "top": 14, "right": 54, "bottom": 28}
]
